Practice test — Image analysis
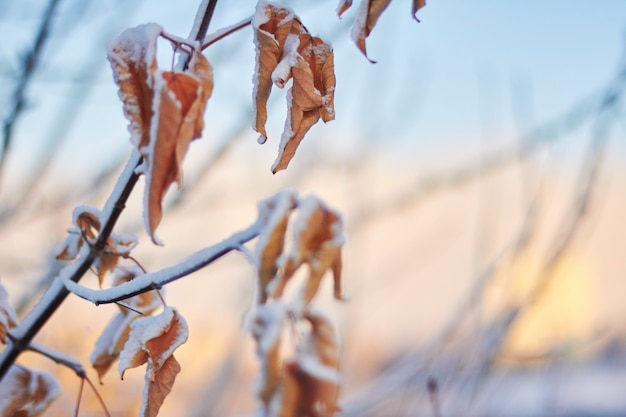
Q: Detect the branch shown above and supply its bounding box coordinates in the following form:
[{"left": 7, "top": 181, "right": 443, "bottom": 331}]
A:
[
  {"left": 201, "top": 16, "right": 253, "bottom": 50},
  {"left": 0, "top": 0, "right": 62, "bottom": 178},
  {"left": 63, "top": 221, "right": 260, "bottom": 304},
  {"left": 0, "top": 151, "right": 142, "bottom": 382}
]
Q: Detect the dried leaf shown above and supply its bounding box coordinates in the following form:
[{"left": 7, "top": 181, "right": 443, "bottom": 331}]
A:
[
  {"left": 91, "top": 311, "right": 136, "bottom": 381},
  {"left": 0, "top": 285, "right": 18, "bottom": 344},
  {"left": 276, "top": 197, "right": 345, "bottom": 308},
  {"left": 280, "top": 311, "right": 340, "bottom": 417},
  {"left": 0, "top": 365, "right": 59, "bottom": 417},
  {"left": 337, "top": 0, "right": 353, "bottom": 17},
  {"left": 140, "top": 355, "right": 181, "bottom": 417},
  {"left": 413, "top": 0, "right": 426, "bottom": 21},
  {"left": 113, "top": 266, "right": 162, "bottom": 314},
  {"left": 118, "top": 307, "right": 188, "bottom": 380},
  {"left": 255, "top": 191, "right": 298, "bottom": 303},
  {"left": 108, "top": 23, "right": 162, "bottom": 149},
  {"left": 144, "top": 51, "right": 213, "bottom": 244},
  {"left": 350, "top": 0, "right": 391, "bottom": 61},
  {"left": 252, "top": 2, "right": 336, "bottom": 173},
  {"left": 250, "top": 302, "right": 285, "bottom": 407}
]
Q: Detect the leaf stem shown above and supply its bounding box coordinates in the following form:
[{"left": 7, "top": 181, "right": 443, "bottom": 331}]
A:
[{"left": 201, "top": 16, "right": 253, "bottom": 50}]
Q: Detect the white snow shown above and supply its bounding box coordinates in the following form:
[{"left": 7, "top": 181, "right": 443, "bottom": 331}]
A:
[
  {"left": 298, "top": 354, "right": 341, "bottom": 383},
  {"left": 62, "top": 221, "right": 261, "bottom": 305},
  {"left": 271, "top": 88, "right": 295, "bottom": 172},
  {"left": 250, "top": 301, "right": 285, "bottom": 354},
  {"left": 272, "top": 34, "right": 300, "bottom": 88},
  {"left": 91, "top": 311, "right": 135, "bottom": 365},
  {"left": 118, "top": 306, "right": 188, "bottom": 378},
  {"left": 350, "top": 0, "right": 369, "bottom": 45}
]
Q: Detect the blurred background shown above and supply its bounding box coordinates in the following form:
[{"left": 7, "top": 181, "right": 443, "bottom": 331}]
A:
[{"left": 1, "top": 0, "right": 626, "bottom": 415}]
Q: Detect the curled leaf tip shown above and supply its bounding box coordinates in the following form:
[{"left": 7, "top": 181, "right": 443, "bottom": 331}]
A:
[{"left": 258, "top": 134, "right": 268, "bottom": 144}]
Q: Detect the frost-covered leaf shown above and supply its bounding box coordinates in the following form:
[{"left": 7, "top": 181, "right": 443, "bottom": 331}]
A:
[
  {"left": 280, "top": 310, "right": 340, "bottom": 417},
  {"left": 143, "top": 51, "right": 213, "bottom": 244},
  {"left": 350, "top": 0, "right": 391, "bottom": 61},
  {"left": 255, "top": 190, "right": 297, "bottom": 303},
  {"left": 112, "top": 266, "right": 162, "bottom": 314},
  {"left": 118, "top": 307, "right": 188, "bottom": 380},
  {"left": 118, "top": 307, "right": 188, "bottom": 417},
  {"left": 0, "top": 284, "right": 18, "bottom": 344},
  {"left": 0, "top": 365, "right": 59, "bottom": 417},
  {"left": 250, "top": 301, "right": 285, "bottom": 408},
  {"left": 140, "top": 355, "right": 181, "bottom": 417},
  {"left": 108, "top": 23, "right": 162, "bottom": 148},
  {"left": 91, "top": 266, "right": 162, "bottom": 381},
  {"left": 337, "top": 0, "right": 353, "bottom": 17},
  {"left": 275, "top": 196, "right": 345, "bottom": 309},
  {"left": 252, "top": 1, "right": 336, "bottom": 173},
  {"left": 56, "top": 207, "right": 137, "bottom": 285},
  {"left": 91, "top": 311, "right": 137, "bottom": 381}
]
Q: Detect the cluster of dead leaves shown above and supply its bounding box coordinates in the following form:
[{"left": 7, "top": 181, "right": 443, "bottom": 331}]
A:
[
  {"left": 252, "top": 2, "right": 336, "bottom": 173},
  {"left": 108, "top": 23, "right": 213, "bottom": 244},
  {"left": 56, "top": 207, "right": 138, "bottom": 285},
  {"left": 338, "top": 0, "right": 427, "bottom": 61},
  {"left": 90, "top": 267, "right": 187, "bottom": 417},
  {"left": 0, "top": 285, "right": 59, "bottom": 416},
  {"left": 250, "top": 190, "right": 345, "bottom": 416}
]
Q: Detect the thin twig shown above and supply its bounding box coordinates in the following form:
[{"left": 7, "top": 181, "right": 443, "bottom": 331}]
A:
[
  {"left": 201, "top": 16, "right": 253, "bottom": 50},
  {"left": 63, "top": 221, "right": 261, "bottom": 304},
  {"left": 0, "top": 0, "right": 61, "bottom": 178}
]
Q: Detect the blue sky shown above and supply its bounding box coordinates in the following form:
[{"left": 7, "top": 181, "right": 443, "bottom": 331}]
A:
[{"left": 1, "top": 0, "right": 625, "bottom": 186}]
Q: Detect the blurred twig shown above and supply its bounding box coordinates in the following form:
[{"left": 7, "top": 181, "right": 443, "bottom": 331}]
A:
[{"left": 0, "top": 0, "right": 61, "bottom": 182}]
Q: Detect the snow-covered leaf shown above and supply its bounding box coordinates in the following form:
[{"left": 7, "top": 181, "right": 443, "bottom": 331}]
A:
[
  {"left": 108, "top": 23, "right": 162, "bottom": 148},
  {"left": 0, "top": 365, "right": 59, "bottom": 417},
  {"left": 275, "top": 196, "right": 345, "bottom": 310},
  {"left": 0, "top": 284, "right": 18, "bottom": 344},
  {"left": 118, "top": 307, "right": 188, "bottom": 380},
  {"left": 350, "top": 0, "right": 391, "bottom": 62},
  {"left": 413, "top": 0, "right": 426, "bottom": 21},
  {"left": 91, "top": 311, "right": 137, "bottom": 381},
  {"left": 112, "top": 266, "right": 162, "bottom": 314},
  {"left": 250, "top": 301, "right": 285, "bottom": 407},
  {"left": 252, "top": 1, "right": 336, "bottom": 173},
  {"left": 255, "top": 191, "right": 297, "bottom": 303},
  {"left": 140, "top": 355, "right": 181, "bottom": 417},
  {"left": 143, "top": 51, "right": 213, "bottom": 244},
  {"left": 280, "top": 310, "right": 340, "bottom": 417}
]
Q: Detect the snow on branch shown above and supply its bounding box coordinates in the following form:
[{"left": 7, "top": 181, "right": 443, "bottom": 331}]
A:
[{"left": 62, "top": 221, "right": 261, "bottom": 305}]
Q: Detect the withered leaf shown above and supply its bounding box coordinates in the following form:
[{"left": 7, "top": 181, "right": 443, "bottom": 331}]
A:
[
  {"left": 255, "top": 191, "right": 298, "bottom": 303},
  {"left": 276, "top": 196, "right": 345, "bottom": 309},
  {"left": 144, "top": 51, "right": 213, "bottom": 244},
  {"left": 56, "top": 208, "right": 135, "bottom": 286},
  {"left": 250, "top": 302, "right": 285, "bottom": 407},
  {"left": 413, "top": 0, "right": 426, "bottom": 21},
  {"left": 280, "top": 311, "right": 340, "bottom": 417},
  {"left": 118, "top": 307, "right": 188, "bottom": 417},
  {"left": 118, "top": 307, "right": 188, "bottom": 380},
  {"left": 0, "top": 365, "right": 59, "bottom": 417},
  {"left": 108, "top": 23, "right": 162, "bottom": 149},
  {"left": 0, "top": 284, "right": 18, "bottom": 344},
  {"left": 351, "top": 0, "right": 391, "bottom": 62},
  {"left": 252, "top": 2, "right": 336, "bottom": 173},
  {"left": 91, "top": 311, "right": 137, "bottom": 382},
  {"left": 91, "top": 266, "right": 161, "bottom": 382},
  {"left": 337, "top": 0, "right": 353, "bottom": 17},
  {"left": 140, "top": 355, "right": 181, "bottom": 417}
]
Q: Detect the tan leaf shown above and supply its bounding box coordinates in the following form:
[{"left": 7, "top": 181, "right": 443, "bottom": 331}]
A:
[
  {"left": 107, "top": 23, "right": 162, "bottom": 149},
  {"left": 252, "top": 2, "right": 303, "bottom": 142},
  {"left": 350, "top": 0, "right": 392, "bottom": 62},
  {"left": 90, "top": 311, "right": 136, "bottom": 382},
  {"left": 140, "top": 355, "right": 181, "bottom": 417},
  {"left": 252, "top": 2, "right": 336, "bottom": 173},
  {"left": 255, "top": 191, "right": 298, "bottom": 303},
  {"left": 118, "top": 307, "right": 189, "bottom": 380},
  {"left": 113, "top": 266, "right": 162, "bottom": 314},
  {"left": 271, "top": 36, "right": 335, "bottom": 173},
  {"left": 0, "top": 284, "right": 18, "bottom": 344},
  {"left": 337, "top": 0, "right": 353, "bottom": 17},
  {"left": 144, "top": 51, "right": 213, "bottom": 244},
  {"left": 277, "top": 197, "right": 345, "bottom": 308},
  {"left": 251, "top": 302, "right": 285, "bottom": 407},
  {"left": 413, "top": 0, "right": 426, "bottom": 21},
  {"left": 0, "top": 365, "right": 59, "bottom": 417},
  {"left": 280, "top": 311, "right": 340, "bottom": 417}
]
